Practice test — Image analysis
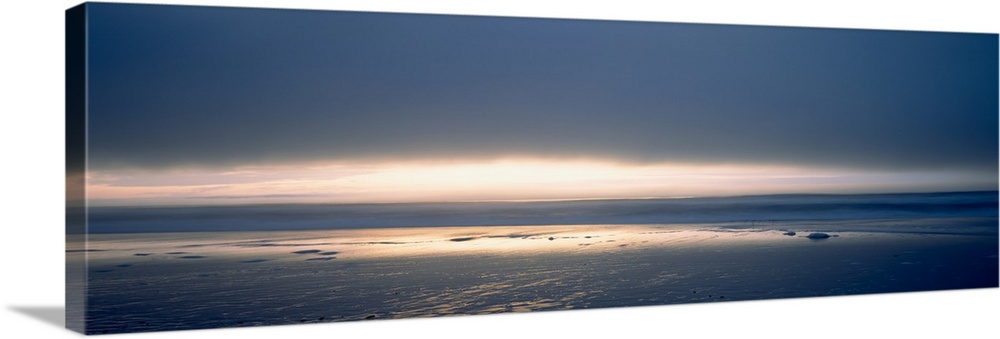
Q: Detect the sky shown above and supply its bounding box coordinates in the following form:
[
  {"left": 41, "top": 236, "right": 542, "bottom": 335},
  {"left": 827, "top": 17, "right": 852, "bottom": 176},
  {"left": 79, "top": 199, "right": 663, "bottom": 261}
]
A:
[{"left": 78, "top": 3, "right": 998, "bottom": 206}]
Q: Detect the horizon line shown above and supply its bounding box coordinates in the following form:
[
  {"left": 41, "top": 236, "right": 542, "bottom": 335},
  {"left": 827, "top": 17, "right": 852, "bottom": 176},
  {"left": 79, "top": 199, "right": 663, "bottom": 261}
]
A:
[{"left": 83, "top": 189, "right": 999, "bottom": 209}]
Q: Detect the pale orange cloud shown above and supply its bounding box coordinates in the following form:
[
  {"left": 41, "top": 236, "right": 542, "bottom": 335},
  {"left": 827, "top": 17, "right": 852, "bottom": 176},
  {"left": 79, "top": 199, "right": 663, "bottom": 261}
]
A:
[{"left": 84, "top": 158, "right": 994, "bottom": 207}]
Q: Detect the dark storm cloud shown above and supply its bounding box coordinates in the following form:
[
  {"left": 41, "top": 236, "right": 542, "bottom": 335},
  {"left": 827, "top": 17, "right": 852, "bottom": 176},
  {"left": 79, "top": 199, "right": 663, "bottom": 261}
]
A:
[{"left": 85, "top": 3, "right": 998, "bottom": 172}]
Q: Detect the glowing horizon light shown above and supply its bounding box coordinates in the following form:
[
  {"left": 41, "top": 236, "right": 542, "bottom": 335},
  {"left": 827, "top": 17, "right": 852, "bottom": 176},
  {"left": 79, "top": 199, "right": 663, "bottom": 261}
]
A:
[{"left": 83, "top": 158, "right": 996, "bottom": 206}]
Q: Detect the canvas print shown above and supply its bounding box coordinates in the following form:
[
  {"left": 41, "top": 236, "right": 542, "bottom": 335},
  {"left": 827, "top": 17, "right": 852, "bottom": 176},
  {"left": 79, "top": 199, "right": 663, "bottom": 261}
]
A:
[{"left": 66, "top": 2, "right": 998, "bottom": 335}]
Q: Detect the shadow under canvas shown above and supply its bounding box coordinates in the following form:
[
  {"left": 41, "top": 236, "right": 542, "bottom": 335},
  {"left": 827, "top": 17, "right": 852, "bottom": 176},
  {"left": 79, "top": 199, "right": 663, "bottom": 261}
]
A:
[{"left": 9, "top": 306, "right": 65, "bottom": 329}]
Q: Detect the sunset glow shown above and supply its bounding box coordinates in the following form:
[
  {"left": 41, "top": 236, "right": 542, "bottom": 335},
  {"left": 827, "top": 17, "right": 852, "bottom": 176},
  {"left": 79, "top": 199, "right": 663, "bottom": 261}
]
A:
[{"left": 85, "top": 159, "right": 989, "bottom": 206}]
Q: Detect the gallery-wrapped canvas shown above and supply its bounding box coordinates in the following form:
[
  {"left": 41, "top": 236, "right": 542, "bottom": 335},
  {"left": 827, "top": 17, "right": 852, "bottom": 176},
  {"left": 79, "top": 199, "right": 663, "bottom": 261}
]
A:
[{"left": 66, "top": 2, "right": 998, "bottom": 335}]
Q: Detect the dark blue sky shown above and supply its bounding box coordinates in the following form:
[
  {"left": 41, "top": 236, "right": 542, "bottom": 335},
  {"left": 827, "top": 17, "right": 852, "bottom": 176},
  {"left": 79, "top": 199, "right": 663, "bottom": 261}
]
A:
[{"left": 86, "top": 3, "right": 997, "bottom": 175}]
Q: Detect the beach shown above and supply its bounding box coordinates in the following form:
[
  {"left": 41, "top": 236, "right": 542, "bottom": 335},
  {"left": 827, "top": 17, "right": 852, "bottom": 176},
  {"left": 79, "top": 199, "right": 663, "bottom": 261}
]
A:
[{"left": 73, "top": 217, "right": 998, "bottom": 334}]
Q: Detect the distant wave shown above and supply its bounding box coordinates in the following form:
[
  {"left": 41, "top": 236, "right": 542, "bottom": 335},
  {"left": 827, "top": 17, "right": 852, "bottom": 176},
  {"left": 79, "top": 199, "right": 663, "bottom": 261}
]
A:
[{"left": 84, "top": 191, "right": 998, "bottom": 233}]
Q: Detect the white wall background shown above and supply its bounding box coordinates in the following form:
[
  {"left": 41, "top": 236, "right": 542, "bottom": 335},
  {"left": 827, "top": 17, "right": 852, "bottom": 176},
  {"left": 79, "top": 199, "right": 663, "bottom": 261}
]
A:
[{"left": 1, "top": 1, "right": 997, "bottom": 338}]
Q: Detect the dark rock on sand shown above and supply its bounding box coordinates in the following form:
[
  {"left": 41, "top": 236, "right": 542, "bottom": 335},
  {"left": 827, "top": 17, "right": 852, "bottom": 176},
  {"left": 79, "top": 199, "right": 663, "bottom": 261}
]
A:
[
  {"left": 783, "top": 231, "right": 796, "bottom": 236},
  {"left": 318, "top": 251, "right": 339, "bottom": 255},
  {"left": 241, "top": 259, "right": 269, "bottom": 263},
  {"left": 179, "top": 255, "right": 206, "bottom": 259},
  {"left": 548, "top": 237, "right": 555, "bottom": 241},
  {"left": 806, "top": 233, "right": 831, "bottom": 239},
  {"left": 292, "top": 250, "right": 322, "bottom": 254},
  {"left": 133, "top": 253, "right": 152, "bottom": 256},
  {"left": 450, "top": 237, "right": 476, "bottom": 242}
]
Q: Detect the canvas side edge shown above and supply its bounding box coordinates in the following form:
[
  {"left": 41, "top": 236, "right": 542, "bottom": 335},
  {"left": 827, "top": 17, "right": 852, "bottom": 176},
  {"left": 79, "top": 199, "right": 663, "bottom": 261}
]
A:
[{"left": 65, "top": 2, "right": 88, "bottom": 335}]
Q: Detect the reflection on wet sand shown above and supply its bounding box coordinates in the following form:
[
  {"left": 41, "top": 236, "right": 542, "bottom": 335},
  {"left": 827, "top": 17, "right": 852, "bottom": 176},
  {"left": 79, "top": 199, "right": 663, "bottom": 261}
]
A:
[{"left": 75, "top": 223, "right": 829, "bottom": 263}]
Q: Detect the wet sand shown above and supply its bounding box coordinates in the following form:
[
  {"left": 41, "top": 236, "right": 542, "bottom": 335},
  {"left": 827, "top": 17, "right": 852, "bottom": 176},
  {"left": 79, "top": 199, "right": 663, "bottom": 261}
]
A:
[{"left": 72, "top": 218, "right": 998, "bottom": 334}]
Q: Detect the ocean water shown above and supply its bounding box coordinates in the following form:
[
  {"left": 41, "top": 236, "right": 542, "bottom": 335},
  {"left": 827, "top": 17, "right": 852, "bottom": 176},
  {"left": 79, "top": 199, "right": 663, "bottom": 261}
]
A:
[{"left": 72, "top": 192, "right": 999, "bottom": 334}]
